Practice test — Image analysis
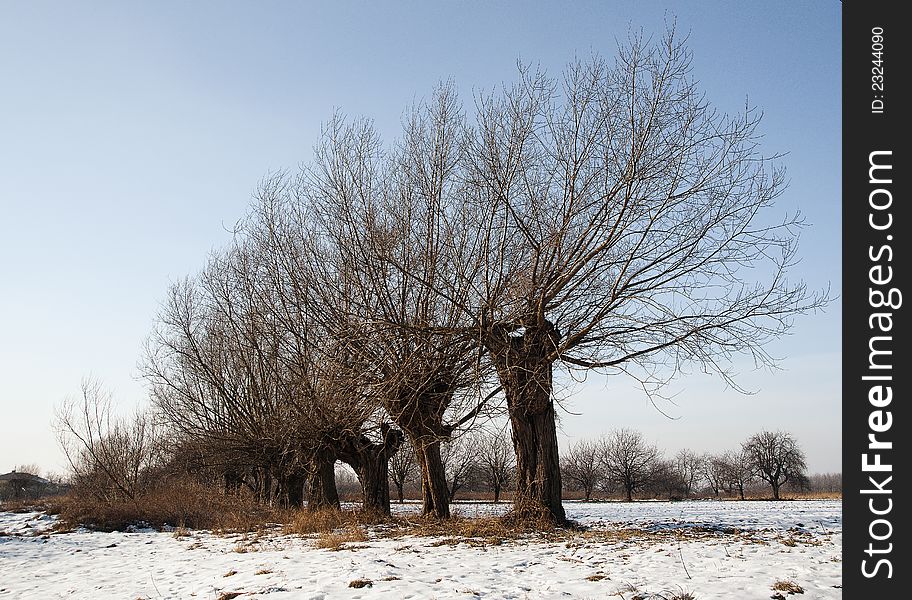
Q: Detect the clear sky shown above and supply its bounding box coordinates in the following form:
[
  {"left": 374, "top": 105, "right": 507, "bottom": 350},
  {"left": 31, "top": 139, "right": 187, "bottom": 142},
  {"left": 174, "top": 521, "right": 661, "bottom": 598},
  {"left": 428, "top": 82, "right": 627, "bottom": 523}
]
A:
[{"left": 0, "top": 1, "right": 841, "bottom": 476}]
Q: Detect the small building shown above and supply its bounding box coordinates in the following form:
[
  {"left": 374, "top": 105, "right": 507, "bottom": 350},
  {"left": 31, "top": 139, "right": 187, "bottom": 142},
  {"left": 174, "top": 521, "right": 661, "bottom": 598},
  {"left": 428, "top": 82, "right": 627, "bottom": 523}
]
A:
[{"left": 0, "top": 470, "right": 51, "bottom": 500}]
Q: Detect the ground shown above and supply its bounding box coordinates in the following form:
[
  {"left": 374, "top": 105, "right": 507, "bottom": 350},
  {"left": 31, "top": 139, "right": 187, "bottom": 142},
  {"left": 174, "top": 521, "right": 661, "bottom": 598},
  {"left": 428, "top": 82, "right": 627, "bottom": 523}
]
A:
[{"left": 0, "top": 500, "right": 840, "bottom": 599}]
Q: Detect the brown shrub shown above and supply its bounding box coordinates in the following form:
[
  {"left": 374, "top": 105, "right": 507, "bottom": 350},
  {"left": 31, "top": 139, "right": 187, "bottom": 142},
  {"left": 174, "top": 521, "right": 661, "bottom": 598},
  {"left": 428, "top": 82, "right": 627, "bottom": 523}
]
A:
[{"left": 52, "top": 478, "right": 287, "bottom": 532}]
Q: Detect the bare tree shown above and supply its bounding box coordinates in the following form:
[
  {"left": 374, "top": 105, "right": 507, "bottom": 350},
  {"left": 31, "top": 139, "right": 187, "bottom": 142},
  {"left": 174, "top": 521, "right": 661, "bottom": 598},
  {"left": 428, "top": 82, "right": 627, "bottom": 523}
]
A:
[
  {"left": 743, "top": 431, "right": 807, "bottom": 500},
  {"left": 718, "top": 448, "right": 755, "bottom": 500},
  {"left": 441, "top": 435, "right": 478, "bottom": 502},
  {"left": 55, "top": 378, "right": 164, "bottom": 502},
  {"left": 142, "top": 234, "right": 383, "bottom": 511},
  {"left": 476, "top": 427, "right": 515, "bottom": 503},
  {"left": 561, "top": 439, "right": 602, "bottom": 501},
  {"left": 646, "top": 458, "right": 684, "bottom": 499},
  {"left": 673, "top": 449, "right": 704, "bottom": 497},
  {"left": 808, "top": 472, "right": 841, "bottom": 494},
  {"left": 396, "top": 27, "right": 827, "bottom": 521},
  {"left": 599, "top": 429, "right": 661, "bottom": 501},
  {"left": 388, "top": 441, "right": 420, "bottom": 503},
  {"left": 267, "top": 103, "right": 493, "bottom": 518},
  {"left": 702, "top": 453, "right": 730, "bottom": 497}
]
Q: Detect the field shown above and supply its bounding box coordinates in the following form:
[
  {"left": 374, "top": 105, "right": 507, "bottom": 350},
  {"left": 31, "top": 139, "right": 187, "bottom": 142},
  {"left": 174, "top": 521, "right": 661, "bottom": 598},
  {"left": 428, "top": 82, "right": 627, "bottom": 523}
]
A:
[{"left": 0, "top": 500, "right": 841, "bottom": 599}]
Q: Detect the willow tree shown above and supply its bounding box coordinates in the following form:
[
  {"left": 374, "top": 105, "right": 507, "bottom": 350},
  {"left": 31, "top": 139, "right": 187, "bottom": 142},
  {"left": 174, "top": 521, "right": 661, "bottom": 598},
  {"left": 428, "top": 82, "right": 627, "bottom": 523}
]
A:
[
  {"left": 261, "top": 94, "right": 492, "bottom": 519},
  {"left": 444, "top": 29, "right": 827, "bottom": 521},
  {"left": 143, "top": 238, "right": 377, "bottom": 511}
]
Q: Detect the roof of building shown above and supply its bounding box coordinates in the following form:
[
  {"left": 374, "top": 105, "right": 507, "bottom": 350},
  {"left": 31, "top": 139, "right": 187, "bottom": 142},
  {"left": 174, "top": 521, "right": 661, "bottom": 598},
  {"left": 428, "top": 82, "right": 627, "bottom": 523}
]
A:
[{"left": 0, "top": 471, "right": 50, "bottom": 484}]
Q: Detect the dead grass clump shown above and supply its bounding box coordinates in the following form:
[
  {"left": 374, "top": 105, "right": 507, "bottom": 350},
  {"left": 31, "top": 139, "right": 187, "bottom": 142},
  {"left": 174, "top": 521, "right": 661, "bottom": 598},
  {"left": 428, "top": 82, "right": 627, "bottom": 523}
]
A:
[
  {"left": 382, "top": 513, "right": 577, "bottom": 544},
  {"left": 348, "top": 578, "right": 372, "bottom": 588},
  {"left": 52, "top": 479, "right": 286, "bottom": 533},
  {"left": 284, "top": 508, "right": 351, "bottom": 535},
  {"left": 586, "top": 574, "right": 608, "bottom": 581},
  {"left": 771, "top": 580, "right": 804, "bottom": 595},
  {"left": 314, "top": 527, "right": 368, "bottom": 550},
  {"left": 217, "top": 593, "right": 242, "bottom": 600},
  {"left": 255, "top": 568, "right": 273, "bottom": 575},
  {"left": 172, "top": 525, "right": 190, "bottom": 539}
]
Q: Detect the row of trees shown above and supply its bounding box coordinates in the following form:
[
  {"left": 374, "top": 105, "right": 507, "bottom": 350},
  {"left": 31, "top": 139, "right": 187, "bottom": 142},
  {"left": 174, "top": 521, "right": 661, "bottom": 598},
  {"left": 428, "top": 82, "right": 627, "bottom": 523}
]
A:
[
  {"left": 561, "top": 429, "right": 809, "bottom": 501},
  {"left": 56, "top": 28, "right": 825, "bottom": 523}
]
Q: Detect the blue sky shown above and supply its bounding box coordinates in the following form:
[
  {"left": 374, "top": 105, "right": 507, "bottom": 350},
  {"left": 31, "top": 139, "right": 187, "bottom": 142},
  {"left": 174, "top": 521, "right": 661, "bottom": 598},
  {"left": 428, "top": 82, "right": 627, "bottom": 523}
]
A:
[{"left": 0, "top": 1, "right": 841, "bottom": 475}]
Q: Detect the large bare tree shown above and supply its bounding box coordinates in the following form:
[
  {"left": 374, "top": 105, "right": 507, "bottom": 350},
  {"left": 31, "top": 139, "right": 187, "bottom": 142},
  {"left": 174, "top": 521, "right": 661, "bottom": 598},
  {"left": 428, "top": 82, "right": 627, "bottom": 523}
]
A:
[
  {"left": 743, "top": 430, "right": 806, "bottom": 500},
  {"left": 266, "top": 101, "right": 493, "bottom": 518},
  {"left": 428, "top": 29, "right": 827, "bottom": 520}
]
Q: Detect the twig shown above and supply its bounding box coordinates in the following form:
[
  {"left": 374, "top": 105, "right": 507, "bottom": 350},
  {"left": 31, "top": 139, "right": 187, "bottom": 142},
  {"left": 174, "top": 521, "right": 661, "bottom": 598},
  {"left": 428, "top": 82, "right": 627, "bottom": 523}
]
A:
[{"left": 677, "top": 540, "right": 692, "bottom": 580}]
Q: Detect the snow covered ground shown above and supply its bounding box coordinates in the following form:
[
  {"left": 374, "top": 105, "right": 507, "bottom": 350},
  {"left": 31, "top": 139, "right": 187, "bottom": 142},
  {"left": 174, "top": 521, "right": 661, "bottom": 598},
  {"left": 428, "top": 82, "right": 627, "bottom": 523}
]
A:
[{"left": 0, "top": 500, "right": 841, "bottom": 599}]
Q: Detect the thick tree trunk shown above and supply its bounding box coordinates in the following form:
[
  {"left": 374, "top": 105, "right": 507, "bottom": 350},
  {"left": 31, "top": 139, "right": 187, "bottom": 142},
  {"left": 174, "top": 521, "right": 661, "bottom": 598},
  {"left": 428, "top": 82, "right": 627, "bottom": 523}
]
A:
[
  {"left": 771, "top": 481, "right": 781, "bottom": 500},
  {"left": 358, "top": 450, "right": 391, "bottom": 513},
  {"left": 395, "top": 482, "right": 405, "bottom": 503},
  {"left": 306, "top": 451, "right": 340, "bottom": 511},
  {"left": 339, "top": 425, "right": 403, "bottom": 516},
  {"left": 283, "top": 471, "right": 306, "bottom": 508},
  {"left": 413, "top": 438, "right": 451, "bottom": 518},
  {"left": 491, "top": 322, "right": 566, "bottom": 523}
]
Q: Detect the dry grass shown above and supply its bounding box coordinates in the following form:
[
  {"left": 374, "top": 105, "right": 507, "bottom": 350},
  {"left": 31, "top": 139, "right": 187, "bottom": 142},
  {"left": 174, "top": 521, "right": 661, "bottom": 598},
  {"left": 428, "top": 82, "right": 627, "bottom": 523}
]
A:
[
  {"left": 48, "top": 480, "right": 289, "bottom": 533},
  {"left": 348, "top": 578, "right": 372, "bottom": 588},
  {"left": 772, "top": 580, "right": 804, "bottom": 595},
  {"left": 284, "top": 508, "right": 351, "bottom": 535},
  {"left": 314, "top": 527, "right": 368, "bottom": 550}
]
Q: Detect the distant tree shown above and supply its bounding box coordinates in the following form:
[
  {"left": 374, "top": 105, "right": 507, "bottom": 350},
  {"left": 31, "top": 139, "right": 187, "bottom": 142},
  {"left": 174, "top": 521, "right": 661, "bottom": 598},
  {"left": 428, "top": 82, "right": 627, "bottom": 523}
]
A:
[
  {"left": 647, "top": 459, "right": 684, "bottom": 499},
  {"left": 703, "top": 453, "right": 730, "bottom": 497},
  {"left": 476, "top": 428, "right": 515, "bottom": 503},
  {"left": 442, "top": 436, "right": 477, "bottom": 501},
  {"left": 808, "top": 472, "right": 842, "bottom": 494},
  {"left": 719, "top": 448, "right": 755, "bottom": 500},
  {"left": 561, "top": 439, "right": 602, "bottom": 501},
  {"left": 673, "top": 450, "right": 704, "bottom": 497},
  {"left": 599, "top": 429, "right": 661, "bottom": 501},
  {"left": 743, "top": 431, "right": 807, "bottom": 500},
  {"left": 388, "top": 442, "right": 420, "bottom": 504}
]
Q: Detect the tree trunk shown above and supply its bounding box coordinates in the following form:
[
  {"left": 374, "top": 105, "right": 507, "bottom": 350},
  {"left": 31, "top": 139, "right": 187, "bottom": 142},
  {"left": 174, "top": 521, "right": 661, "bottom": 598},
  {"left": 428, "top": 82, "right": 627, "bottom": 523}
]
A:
[
  {"left": 283, "top": 471, "right": 306, "bottom": 508},
  {"left": 339, "top": 425, "right": 403, "bottom": 516},
  {"left": 307, "top": 451, "right": 340, "bottom": 511},
  {"left": 413, "top": 438, "right": 451, "bottom": 518},
  {"left": 224, "top": 469, "right": 243, "bottom": 495},
  {"left": 395, "top": 481, "right": 405, "bottom": 503},
  {"left": 625, "top": 486, "right": 633, "bottom": 502},
  {"left": 257, "top": 467, "right": 273, "bottom": 505},
  {"left": 493, "top": 484, "right": 501, "bottom": 504},
  {"left": 771, "top": 480, "right": 781, "bottom": 500},
  {"left": 491, "top": 323, "right": 565, "bottom": 523}
]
